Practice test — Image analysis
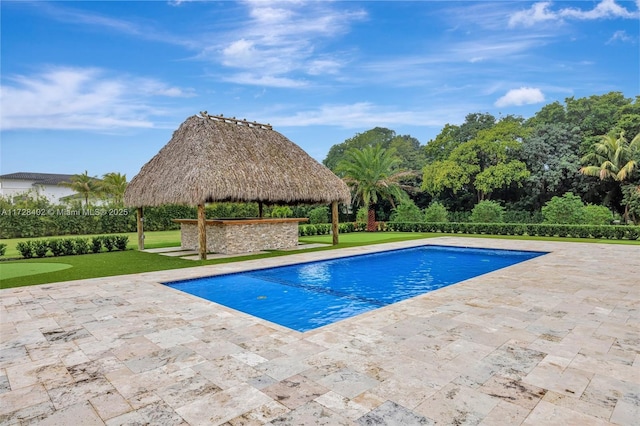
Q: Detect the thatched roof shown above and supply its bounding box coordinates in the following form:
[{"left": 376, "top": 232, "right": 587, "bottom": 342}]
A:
[{"left": 124, "top": 113, "right": 351, "bottom": 207}]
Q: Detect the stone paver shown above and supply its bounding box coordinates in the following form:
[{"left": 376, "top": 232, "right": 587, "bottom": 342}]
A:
[{"left": 1, "top": 237, "right": 638, "bottom": 425}]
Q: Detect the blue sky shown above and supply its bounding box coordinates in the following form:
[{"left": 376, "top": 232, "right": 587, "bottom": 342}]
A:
[{"left": 1, "top": 0, "right": 639, "bottom": 179}]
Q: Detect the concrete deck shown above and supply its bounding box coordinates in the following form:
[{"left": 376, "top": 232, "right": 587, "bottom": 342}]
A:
[{"left": 1, "top": 237, "right": 638, "bottom": 425}]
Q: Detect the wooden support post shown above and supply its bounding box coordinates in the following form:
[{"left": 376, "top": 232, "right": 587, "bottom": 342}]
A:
[
  {"left": 331, "top": 201, "right": 339, "bottom": 245},
  {"left": 136, "top": 207, "right": 144, "bottom": 250},
  {"left": 198, "top": 204, "right": 207, "bottom": 260}
]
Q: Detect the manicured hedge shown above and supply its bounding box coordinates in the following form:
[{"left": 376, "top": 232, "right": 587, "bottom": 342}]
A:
[
  {"left": 385, "top": 222, "right": 640, "bottom": 240},
  {"left": 1, "top": 203, "right": 317, "bottom": 239},
  {"left": 14, "top": 235, "right": 130, "bottom": 259},
  {"left": 298, "top": 222, "right": 379, "bottom": 236}
]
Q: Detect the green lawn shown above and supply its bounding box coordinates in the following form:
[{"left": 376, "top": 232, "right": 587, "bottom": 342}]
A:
[{"left": 1, "top": 230, "right": 638, "bottom": 289}]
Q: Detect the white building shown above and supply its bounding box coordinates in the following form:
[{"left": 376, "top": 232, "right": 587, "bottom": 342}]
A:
[{"left": 0, "top": 172, "right": 77, "bottom": 204}]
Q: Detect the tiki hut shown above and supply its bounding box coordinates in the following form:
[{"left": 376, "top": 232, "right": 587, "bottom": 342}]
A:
[{"left": 124, "top": 112, "right": 351, "bottom": 259}]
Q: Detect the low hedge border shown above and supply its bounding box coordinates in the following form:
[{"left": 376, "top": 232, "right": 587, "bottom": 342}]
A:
[
  {"left": 15, "top": 235, "right": 129, "bottom": 259},
  {"left": 385, "top": 222, "right": 640, "bottom": 240},
  {"left": 298, "top": 222, "right": 640, "bottom": 240}
]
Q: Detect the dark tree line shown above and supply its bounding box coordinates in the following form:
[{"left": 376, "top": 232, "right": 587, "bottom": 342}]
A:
[{"left": 324, "top": 92, "right": 640, "bottom": 224}]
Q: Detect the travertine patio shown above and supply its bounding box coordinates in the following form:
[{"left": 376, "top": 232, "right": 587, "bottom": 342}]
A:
[{"left": 1, "top": 237, "right": 638, "bottom": 425}]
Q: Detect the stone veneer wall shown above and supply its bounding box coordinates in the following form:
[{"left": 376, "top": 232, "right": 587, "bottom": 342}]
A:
[{"left": 180, "top": 221, "right": 299, "bottom": 254}]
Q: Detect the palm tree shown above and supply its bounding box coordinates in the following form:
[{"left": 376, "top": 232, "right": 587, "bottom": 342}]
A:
[
  {"left": 59, "top": 171, "right": 100, "bottom": 207},
  {"left": 337, "top": 145, "right": 413, "bottom": 231},
  {"left": 580, "top": 131, "right": 640, "bottom": 222},
  {"left": 100, "top": 172, "right": 127, "bottom": 205}
]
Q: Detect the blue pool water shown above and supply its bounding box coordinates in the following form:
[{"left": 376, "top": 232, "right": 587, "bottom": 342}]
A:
[{"left": 165, "top": 245, "right": 545, "bottom": 332}]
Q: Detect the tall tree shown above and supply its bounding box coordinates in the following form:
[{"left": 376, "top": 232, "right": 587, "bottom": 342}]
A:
[
  {"left": 324, "top": 127, "right": 396, "bottom": 171},
  {"left": 337, "top": 145, "right": 412, "bottom": 231},
  {"left": 324, "top": 127, "right": 425, "bottom": 172},
  {"left": 422, "top": 118, "right": 530, "bottom": 203},
  {"left": 100, "top": 172, "right": 127, "bottom": 205},
  {"left": 612, "top": 96, "right": 640, "bottom": 139},
  {"left": 525, "top": 101, "right": 566, "bottom": 127},
  {"left": 580, "top": 131, "right": 640, "bottom": 222},
  {"left": 424, "top": 112, "right": 496, "bottom": 163},
  {"left": 59, "top": 171, "right": 100, "bottom": 207},
  {"left": 518, "top": 123, "right": 586, "bottom": 210},
  {"left": 566, "top": 92, "right": 631, "bottom": 138}
]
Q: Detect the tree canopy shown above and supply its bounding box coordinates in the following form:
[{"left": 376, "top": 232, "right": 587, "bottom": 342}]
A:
[
  {"left": 324, "top": 127, "right": 425, "bottom": 172},
  {"left": 322, "top": 91, "right": 640, "bottom": 224},
  {"left": 422, "top": 118, "right": 530, "bottom": 202}
]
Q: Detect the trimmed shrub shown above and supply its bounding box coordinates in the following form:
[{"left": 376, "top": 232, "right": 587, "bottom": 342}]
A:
[
  {"left": 0, "top": 243, "right": 6, "bottom": 256},
  {"left": 308, "top": 206, "right": 329, "bottom": 224},
  {"left": 271, "top": 206, "right": 293, "bottom": 218},
  {"left": 16, "top": 241, "right": 34, "bottom": 258},
  {"left": 338, "top": 222, "right": 355, "bottom": 233},
  {"left": 611, "top": 227, "right": 626, "bottom": 240},
  {"left": 62, "top": 239, "right": 75, "bottom": 256},
  {"left": 424, "top": 202, "right": 448, "bottom": 223},
  {"left": 390, "top": 201, "right": 423, "bottom": 223},
  {"left": 626, "top": 227, "right": 639, "bottom": 240},
  {"left": 74, "top": 238, "right": 90, "bottom": 255},
  {"left": 91, "top": 237, "right": 103, "bottom": 254},
  {"left": 103, "top": 235, "right": 115, "bottom": 252},
  {"left": 48, "top": 239, "right": 64, "bottom": 256},
  {"left": 582, "top": 204, "right": 613, "bottom": 225},
  {"left": 33, "top": 240, "right": 49, "bottom": 258},
  {"left": 574, "top": 226, "right": 592, "bottom": 238},
  {"left": 470, "top": 201, "right": 505, "bottom": 223},
  {"left": 353, "top": 222, "right": 367, "bottom": 231},
  {"left": 542, "top": 192, "right": 584, "bottom": 224},
  {"left": 590, "top": 226, "right": 605, "bottom": 239},
  {"left": 114, "top": 235, "right": 129, "bottom": 251}
]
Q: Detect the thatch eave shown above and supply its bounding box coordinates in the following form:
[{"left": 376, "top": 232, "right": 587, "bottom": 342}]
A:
[{"left": 124, "top": 114, "right": 351, "bottom": 208}]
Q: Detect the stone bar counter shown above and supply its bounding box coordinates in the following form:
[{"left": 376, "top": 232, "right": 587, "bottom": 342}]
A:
[{"left": 172, "top": 218, "right": 309, "bottom": 254}]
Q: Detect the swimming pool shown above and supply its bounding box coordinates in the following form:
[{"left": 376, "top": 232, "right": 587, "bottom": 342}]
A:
[{"left": 165, "top": 245, "right": 546, "bottom": 332}]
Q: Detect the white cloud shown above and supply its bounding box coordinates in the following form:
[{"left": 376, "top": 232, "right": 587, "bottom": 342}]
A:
[
  {"left": 168, "top": 0, "right": 196, "bottom": 6},
  {"left": 260, "top": 102, "right": 461, "bottom": 128},
  {"left": 495, "top": 87, "right": 545, "bottom": 107},
  {"left": 607, "top": 30, "right": 634, "bottom": 44},
  {"left": 508, "top": 0, "right": 639, "bottom": 28},
  {"left": 560, "top": 0, "right": 636, "bottom": 20},
  {"left": 509, "top": 2, "right": 557, "bottom": 27},
  {"left": 307, "top": 59, "right": 343, "bottom": 76},
  {"left": 222, "top": 73, "right": 308, "bottom": 88},
  {"left": 222, "top": 39, "right": 258, "bottom": 68},
  {"left": 216, "top": 1, "right": 367, "bottom": 87},
  {"left": 0, "top": 67, "right": 194, "bottom": 130}
]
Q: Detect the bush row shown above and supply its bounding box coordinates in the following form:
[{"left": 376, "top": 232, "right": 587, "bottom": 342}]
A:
[
  {"left": 386, "top": 222, "right": 640, "bottom": 240},
  {"left": 15, "top": 235, "right": 129, "bottom": 259},
  {"left": 1, "top": 201, "right": 324, "bottom": 239},
  {"left": 298, "top": 222, "right": 373, "bottom": 236}
]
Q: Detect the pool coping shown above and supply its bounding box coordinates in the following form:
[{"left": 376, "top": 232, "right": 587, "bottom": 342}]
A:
[{"left": 1, "top": 237, "right": 639, "bottom": 424}]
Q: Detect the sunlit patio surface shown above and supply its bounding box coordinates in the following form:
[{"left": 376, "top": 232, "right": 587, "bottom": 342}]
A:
[{"left": 1, "top": 237, "right": 638, "bottom": 425}]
